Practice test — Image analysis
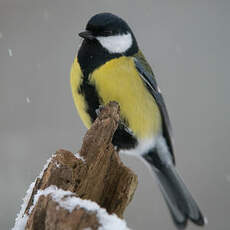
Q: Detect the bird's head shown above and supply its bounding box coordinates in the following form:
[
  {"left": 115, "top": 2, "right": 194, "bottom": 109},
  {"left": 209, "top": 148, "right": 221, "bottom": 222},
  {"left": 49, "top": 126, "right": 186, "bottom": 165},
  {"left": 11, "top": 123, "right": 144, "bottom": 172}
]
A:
[{"left": 79, "top": 12, "right": 138, "bottom": 55}]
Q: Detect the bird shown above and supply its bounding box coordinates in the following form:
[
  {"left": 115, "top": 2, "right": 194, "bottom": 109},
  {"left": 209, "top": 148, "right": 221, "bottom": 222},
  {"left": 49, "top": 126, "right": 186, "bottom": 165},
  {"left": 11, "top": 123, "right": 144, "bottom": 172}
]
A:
[{"left": 70, "top": 12, "right": 206, "bottom": 229}]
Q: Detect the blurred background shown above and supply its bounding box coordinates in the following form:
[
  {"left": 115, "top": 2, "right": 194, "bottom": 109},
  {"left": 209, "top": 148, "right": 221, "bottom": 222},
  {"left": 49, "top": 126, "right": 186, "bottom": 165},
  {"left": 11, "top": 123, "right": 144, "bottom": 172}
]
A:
[{"left": 1, "top": 0, "right": 230, "bottom": 229}]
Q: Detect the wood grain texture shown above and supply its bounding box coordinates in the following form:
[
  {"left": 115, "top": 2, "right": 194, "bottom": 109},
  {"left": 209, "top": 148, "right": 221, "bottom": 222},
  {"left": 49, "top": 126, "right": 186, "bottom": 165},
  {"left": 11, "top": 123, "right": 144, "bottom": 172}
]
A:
[{"left": 24, "top": 102, "right": 138, "bottom": 230}]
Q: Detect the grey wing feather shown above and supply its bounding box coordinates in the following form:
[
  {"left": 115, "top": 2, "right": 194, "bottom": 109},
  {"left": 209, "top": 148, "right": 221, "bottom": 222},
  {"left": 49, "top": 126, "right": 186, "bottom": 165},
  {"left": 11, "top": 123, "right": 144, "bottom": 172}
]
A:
[{"left": 134, "top": 57, "right": 175, "bottom": 164}]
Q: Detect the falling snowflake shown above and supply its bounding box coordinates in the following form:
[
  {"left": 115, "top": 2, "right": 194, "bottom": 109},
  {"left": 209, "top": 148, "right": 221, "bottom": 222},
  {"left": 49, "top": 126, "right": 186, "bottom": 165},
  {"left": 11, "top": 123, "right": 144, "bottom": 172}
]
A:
[
  {"left": 26, "top": 97, "right": 31, "bottom": 103},
  {"left": 8, "top": 49, "right": 13, "bottom": 56}
]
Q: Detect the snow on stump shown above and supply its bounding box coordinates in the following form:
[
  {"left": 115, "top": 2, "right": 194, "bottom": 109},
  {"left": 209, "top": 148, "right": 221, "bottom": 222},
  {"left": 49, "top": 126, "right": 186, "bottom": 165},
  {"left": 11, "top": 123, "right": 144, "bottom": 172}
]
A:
[{"left": 13, "top": 102, "right": 138, "bottom": 230}]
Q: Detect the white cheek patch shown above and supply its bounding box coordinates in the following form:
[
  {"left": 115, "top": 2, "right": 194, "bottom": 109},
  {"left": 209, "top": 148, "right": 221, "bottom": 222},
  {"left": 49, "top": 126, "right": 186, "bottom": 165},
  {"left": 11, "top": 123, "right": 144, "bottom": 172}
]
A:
[{"left": 96, "top": 33, "right": 132, "bottom": 54}]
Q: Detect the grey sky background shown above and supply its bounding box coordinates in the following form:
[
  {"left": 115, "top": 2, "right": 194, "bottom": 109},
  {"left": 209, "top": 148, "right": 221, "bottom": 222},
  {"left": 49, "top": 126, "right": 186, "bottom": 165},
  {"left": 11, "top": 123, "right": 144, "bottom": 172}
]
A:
[{"left": 1, "top": 0, "right": 230, "bottom": 229}]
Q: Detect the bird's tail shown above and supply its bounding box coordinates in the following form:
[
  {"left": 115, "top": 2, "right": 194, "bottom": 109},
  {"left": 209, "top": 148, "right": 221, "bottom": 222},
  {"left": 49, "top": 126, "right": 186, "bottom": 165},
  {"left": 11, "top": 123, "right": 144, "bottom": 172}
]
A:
[{"left": 143, "top": 151, "right": 206, "bottom": 229}]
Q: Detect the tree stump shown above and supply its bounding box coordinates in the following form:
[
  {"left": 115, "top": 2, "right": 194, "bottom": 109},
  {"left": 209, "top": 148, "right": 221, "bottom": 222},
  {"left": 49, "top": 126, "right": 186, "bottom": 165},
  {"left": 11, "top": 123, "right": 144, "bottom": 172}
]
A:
[{"left": 13, "top": 102, "right": 138, "bottom": 230}]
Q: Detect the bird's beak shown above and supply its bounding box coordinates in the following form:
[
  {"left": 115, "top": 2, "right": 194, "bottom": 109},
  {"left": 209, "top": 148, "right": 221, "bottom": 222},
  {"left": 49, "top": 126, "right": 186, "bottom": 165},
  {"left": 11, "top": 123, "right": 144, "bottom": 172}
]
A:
[{"left": 78, "top": 30, "right": 95, "bottom": 40}]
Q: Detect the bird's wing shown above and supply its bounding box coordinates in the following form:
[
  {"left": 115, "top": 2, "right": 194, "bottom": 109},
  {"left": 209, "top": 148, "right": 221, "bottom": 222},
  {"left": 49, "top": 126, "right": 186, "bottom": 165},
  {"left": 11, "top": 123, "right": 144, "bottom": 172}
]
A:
[{"left": 133, "top": 52, "right": 175, "bottom": 164}]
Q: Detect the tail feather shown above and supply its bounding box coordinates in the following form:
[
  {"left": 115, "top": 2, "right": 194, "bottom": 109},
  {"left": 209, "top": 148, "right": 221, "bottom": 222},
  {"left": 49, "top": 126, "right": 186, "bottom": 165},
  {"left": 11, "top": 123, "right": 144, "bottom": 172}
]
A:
[
  {"left": 154, "top": 166, "right": 205, "bottom": 228},
  {"left": 143, "top": 151, "right": 205, "bottom": 229}
]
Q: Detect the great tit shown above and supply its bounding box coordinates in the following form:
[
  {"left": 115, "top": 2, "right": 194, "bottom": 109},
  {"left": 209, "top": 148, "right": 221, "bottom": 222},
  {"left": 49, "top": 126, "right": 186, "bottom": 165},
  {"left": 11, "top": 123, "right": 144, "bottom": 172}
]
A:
[{"left": 71, "top": 12, "right": 205, "bottom": 229}]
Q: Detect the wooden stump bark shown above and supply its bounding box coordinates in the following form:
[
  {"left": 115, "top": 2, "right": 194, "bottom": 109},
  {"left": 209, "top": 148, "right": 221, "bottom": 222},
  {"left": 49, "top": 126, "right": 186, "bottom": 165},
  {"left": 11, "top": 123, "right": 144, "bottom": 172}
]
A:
[{"left": 13, "top": 102, "right": 138, "bottom": 230}]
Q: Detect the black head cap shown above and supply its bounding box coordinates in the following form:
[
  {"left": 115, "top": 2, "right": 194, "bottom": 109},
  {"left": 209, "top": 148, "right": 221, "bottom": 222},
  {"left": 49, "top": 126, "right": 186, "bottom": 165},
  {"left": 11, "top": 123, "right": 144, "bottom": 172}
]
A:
[
  {"left": 78, "top": 13, "right": 139, "bottom": 77},
  {"left": 86, "top": 12, "right": 134, "bottom": 37}
]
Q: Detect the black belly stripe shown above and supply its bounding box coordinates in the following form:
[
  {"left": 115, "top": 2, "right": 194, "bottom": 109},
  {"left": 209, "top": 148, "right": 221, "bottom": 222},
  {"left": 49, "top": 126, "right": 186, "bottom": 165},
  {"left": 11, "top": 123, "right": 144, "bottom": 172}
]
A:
[
  {"left": 112, "top": 125, "right": 138, "bottom": 150},
  {"left": 79, "top": 80, "right": 138, "bottom": 150},
  {"left": 78, "top": 79, "right": 100, "bottom": 123},
  {"left": 77, "top": 39, "right": 139, "bottom": 150}
]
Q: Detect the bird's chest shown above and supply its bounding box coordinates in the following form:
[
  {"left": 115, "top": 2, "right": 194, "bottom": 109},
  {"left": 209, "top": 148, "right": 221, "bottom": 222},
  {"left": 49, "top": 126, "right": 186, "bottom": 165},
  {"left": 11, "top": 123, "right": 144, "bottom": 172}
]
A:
[{"left": 90, "top": 57, "right": 162, "bottom": 138}]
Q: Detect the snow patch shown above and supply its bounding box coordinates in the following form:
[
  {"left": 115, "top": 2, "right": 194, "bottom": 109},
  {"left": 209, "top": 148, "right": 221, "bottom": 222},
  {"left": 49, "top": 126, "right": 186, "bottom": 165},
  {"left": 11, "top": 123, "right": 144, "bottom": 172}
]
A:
[
  {"left": 29, "top": 186, "right": 130, "bottom": 230},
  {"left": 12, "top": 181, "right": 35, "bottom": 230},
  {"left": 12, "top": 155, "right": 55, "bottom": 229},
  {"left": 55, "top": 161, "right": 61, "bottom": 168},
  {"left": 12, "top": 215, "right": 28, "bottom": 230},
  {"left": 12, "top": 151, "right": 130, "bottom": 230},
  {"left": 38, "top": 154, "right": 55, "bottom": 179},
  {"left": 74, "top": 152, "right": 85, "bottom": 162}
]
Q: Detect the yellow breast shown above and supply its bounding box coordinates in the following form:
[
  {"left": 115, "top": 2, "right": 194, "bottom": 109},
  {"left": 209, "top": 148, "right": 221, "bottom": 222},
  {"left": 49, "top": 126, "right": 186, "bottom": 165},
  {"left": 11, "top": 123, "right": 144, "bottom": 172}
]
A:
[
  {"left": 70, "top": 58, "right": 92, "bottom": 128},
  {"left": 90, "top": 56, "right": 162, "bottom": 139}
]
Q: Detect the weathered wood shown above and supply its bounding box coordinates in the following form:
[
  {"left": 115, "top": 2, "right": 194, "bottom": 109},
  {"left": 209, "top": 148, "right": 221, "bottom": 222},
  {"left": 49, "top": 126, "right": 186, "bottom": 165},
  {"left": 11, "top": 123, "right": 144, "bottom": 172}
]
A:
[
  {"left": 26, "top": 193, "right": 100, "bottom": 230},
  {"left": 22, "top": 102, "right": 138, "bottom": 230}
]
